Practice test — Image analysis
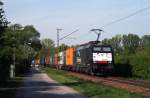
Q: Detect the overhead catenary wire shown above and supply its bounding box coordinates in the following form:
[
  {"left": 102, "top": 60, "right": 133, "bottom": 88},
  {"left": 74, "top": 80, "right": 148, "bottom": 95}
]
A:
[
  {"left": 76, "top": 5, "right": 150, "bottom": 41},
  {"left": 100, "top": 5, "right": 150, "bottom": 28},
  {"left": 57, "top": 5, "right": 150, "bottom": 45},
  {"left": 59, "top": 29, "right": 79, "bottom": 41}
]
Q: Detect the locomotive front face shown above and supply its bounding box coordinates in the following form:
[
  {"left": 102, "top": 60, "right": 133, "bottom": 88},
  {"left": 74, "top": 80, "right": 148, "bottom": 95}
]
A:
[{"left": 92, "top": 46, "right": 113, "bottom": 64}]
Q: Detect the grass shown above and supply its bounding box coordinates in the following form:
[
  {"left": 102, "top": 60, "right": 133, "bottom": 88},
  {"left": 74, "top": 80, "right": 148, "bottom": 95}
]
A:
[
  {"left": 0, "top": 77, "right": 22, "bottom": 98},
  {"left": 43, "top": 67, "right": 149, "bottom": 98}
]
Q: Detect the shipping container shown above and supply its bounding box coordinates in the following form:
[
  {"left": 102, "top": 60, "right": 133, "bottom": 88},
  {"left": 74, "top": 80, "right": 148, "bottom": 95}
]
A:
[
  {"left": 54, "top": 53, "right": 58, "bottom": 65},
  {"left": 40, "top": 57, "right": 45, "bottom": 65},
  {"left": 63, "top": 51, "right": 66, "bottom": 65},
  {"left": 49, "top": 48, "right": 55, "bottom": 65},
  {"left": 45, "top": 56, "right": 50, "bottom": 65},
  {"left": 66, "top": 48, "right": 74, "bottom": 65},
  {"left": 58, "top": 52, "right": 63, "bottom": 65}
]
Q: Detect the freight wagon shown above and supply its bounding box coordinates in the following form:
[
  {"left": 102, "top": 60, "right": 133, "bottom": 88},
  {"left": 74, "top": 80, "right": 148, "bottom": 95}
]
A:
[
  {"left": 40, "top": 57, "right": 45, "bottom": 65},
  {"left": 39, "top": 41, "right": 114, "bottom": 75},
  {"left": 61, "top": 48, "right": 74, "bottom": 70},
  {"left": 59, "top": 41, "right": 114, "bottom": 75},
  {"left": 45, "top": 56, "right": 50, "bottom": 65},
  {"left": 58, "top": 51, "right": 65, "bottom": 69}
]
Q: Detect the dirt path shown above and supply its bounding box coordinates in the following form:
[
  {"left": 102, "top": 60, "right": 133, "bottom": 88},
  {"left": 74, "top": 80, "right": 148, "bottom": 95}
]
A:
[{"left": 15, "top": 68, "right": 86, "bottom": 98}]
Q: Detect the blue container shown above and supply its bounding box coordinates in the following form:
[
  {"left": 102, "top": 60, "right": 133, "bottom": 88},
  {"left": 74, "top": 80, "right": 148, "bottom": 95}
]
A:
[{"left": 40, "top": 57, "right": 45, "bottom": 65}]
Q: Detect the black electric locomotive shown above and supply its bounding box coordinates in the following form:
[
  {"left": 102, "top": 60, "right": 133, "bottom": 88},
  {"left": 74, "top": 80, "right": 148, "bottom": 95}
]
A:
[{"left": 74, "top": 41, "right": 114, "bottom": 75}]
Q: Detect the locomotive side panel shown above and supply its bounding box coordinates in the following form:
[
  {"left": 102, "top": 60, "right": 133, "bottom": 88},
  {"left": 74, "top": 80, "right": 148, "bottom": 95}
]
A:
[{"left": 75, "top": 44, "right": 92, "bottom": 67}]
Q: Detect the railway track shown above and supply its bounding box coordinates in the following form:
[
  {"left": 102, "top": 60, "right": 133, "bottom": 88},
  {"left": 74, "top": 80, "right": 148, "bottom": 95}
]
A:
[
  {"left": 68, "top": 71, "right": 150, "bottom": 96},
  {"left": 105, "top": 77, "right": 150, "bottom": 89}
]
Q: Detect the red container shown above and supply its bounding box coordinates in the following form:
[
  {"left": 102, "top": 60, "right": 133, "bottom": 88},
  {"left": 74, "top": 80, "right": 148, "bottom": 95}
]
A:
[{"left": 54, "top": 53, "right": 58, "bottom": 65}]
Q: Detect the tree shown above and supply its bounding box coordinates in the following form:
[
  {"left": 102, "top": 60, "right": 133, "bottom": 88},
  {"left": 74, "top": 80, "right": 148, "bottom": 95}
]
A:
[
  {"left": 110, "top": 35, "right": 122, "bottom": 53},
  {"left": 0, "top": 1, "right": 3, "bottom": 5},
  {"left": 40, "top": 38, "right": 55, "bottom": 58},
  {"left": 0, "top": 1, "right": 10, "bottom": 82},
  {"left": 141, "top": 35, "right": 150, "bottom": 48},
  {"left": 41, "top": 38, "right": 55, "bottom": 49},
  {"left": 102, "top": 38, "right": 111, "bottom": 45},
  {"left": 122, "top": 33, "right": 140, "bottom": 53},
  {"left": 57, "top": 43, "right": 69, "bottom": 52},
  {"left": 0, "top": 1, "right": 8, "bottom": 46},
  {"left": 102, "top": 35, "right": 123, "bottom": 54},
  {"left": 1, "top": 24, "right": 41, "bottom": 77},
  {"left": 0, "top": 1, "right": 41, "bottom": 81}
]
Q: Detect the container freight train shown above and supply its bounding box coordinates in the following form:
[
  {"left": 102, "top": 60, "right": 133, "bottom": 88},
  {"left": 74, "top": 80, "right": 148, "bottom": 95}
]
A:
[{"left": 42, "top": 41, "right": 114, "bottom": 75}]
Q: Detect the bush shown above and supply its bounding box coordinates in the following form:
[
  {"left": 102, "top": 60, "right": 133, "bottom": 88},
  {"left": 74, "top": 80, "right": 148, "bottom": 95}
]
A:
[
  {"left": 114, "top": 54, "right": 132, "bottom": 77},
  {"left": 130, "top": 52, "right": 150, "bottom": 78},
  {"left": 115, "top": 50, "right": 150, "bottom": 79}
]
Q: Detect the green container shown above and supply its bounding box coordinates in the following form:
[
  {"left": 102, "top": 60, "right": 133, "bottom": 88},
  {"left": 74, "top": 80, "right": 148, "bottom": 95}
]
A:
[
  {"left": 63, "top": 51, "right": 66, "bottom": 65},
  {"left": 50, "top": 48, "right": 55, "bottom": 65}
]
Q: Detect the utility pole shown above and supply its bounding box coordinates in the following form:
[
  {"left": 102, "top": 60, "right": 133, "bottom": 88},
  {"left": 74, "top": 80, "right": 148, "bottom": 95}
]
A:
[
  {"left": 57, "top": 28, "right": 62, "bottom": 47},
  {"left": 11, "top": 26, "right": 16, "bottom": 78},
  {"left": 13, "top": 43, "right": 15, "bottom": 77}
]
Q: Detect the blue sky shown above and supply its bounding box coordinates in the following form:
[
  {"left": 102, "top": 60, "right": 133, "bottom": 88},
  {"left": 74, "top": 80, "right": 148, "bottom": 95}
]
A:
[{"left": 3, "top": 0, "right": 150, "bottom": 45}]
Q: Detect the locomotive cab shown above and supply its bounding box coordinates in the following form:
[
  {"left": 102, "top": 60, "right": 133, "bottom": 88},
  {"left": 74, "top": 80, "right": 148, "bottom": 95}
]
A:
[
  {"left": 75, "top": 41, "right": 114, "bottom": 75},
  {"left": 92, "top": 45, "right": 114, "bottom": 74}
]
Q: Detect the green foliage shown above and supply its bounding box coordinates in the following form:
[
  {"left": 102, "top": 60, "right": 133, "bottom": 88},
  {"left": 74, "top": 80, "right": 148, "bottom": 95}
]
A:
[
  {"left": 39, "top": 38, "right": 55, "bottom": 59},
  {"left": 122, "top": 34, "right": 140, "bottom": 53},
  {"left": 57, "top": 43, "right": 69, "bottom": 52},
  {"left": 0, "top": 1, "right": 10, "bottom": 82},
  {"left": 130, "top": 51, "right": 150, "bottom": 78},
  {"left": 141, "top": 35, "right": 150, "bottom": 48},
  {"left": 41, "top": 38, "right": 55, "bottom": 48},
  {"left": 110, "top": 35, "right": 123, "bottom": 53},
  {"left": 115, "top": 49, "right": 150, "bottom": 78},
  {"left": 23, "top": 25, "right": 40, "bottom": 38},
  {"left": 0, "top": 22, "right": 41, "bottom": 82},
  {"left": 0, "top": 3, "right": 8, "bottom": 31},
  {"left": 101, "top": 33, "right": 150, "bottom": 79},
  {"left": 102, "top": 35, "right": 123, "bottom": 54}
]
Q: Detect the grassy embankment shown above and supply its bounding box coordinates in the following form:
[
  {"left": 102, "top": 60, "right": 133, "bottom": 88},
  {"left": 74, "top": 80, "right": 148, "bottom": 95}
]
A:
[
  {"left": 44, "top": 67, "right": 148, "bottom": 98},
  {"left": 0, "top": 77, "right": 22, "bottom": 98}
]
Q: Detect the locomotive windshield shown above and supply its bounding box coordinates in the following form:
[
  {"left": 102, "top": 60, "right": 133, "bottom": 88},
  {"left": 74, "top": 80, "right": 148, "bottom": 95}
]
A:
[
  {"left": 92, "top": 46, "right": 113, "bottom": 63},
  {"left": 93, "top": 46, "right": 111, "bottom": 52},
  {"left": 103, "top": 47, "right": 111, "bottom": 52},
  {"left": 93, "top": 47, "right": 102, "bottom": 51}
]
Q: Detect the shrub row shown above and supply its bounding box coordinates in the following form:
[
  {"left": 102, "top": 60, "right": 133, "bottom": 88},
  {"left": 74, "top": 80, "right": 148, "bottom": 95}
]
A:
[{"left": 115, "top": 50, "right": 150, "bottom": 79}]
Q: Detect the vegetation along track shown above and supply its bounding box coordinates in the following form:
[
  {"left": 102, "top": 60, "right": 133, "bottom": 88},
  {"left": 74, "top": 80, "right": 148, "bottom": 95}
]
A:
[{"left": 68, "top": 71, "right": 150, "bottom": 96}]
